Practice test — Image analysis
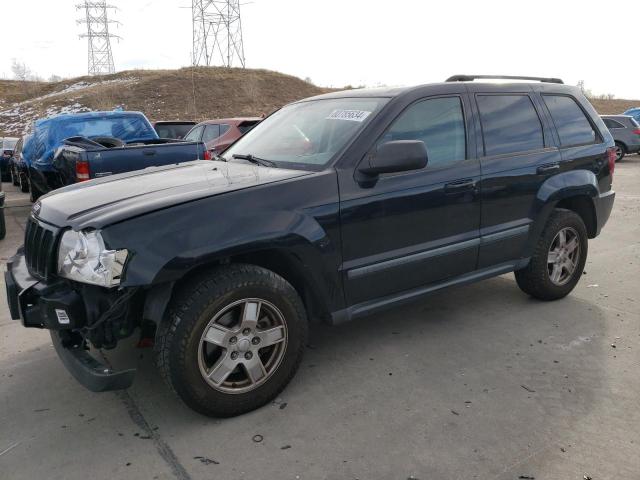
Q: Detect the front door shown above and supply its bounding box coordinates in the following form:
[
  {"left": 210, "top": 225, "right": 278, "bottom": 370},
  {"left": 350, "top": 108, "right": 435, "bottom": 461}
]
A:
[{"left": 338, "top": 95, "right": 481, "bottom": 306}]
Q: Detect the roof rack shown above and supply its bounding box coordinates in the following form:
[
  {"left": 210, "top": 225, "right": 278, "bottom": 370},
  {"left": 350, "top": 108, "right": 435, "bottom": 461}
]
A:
[{"left": 446, "top": 75, "right": 564, "bottom": 84}]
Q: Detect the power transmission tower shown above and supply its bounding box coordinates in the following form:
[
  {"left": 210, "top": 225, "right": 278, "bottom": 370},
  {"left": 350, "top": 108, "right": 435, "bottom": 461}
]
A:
[
  {"left": 76, "top": 1, "right": 120, "bottom": 75},
  {"left": 192, "top": 0, "right": 246, "bottom": 68}
]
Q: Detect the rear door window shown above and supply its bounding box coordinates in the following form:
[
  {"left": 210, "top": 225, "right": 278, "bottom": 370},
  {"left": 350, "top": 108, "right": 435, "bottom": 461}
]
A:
[
  {"left": 202, "top": 124, "right": 221, "bottom": 143},
  {"left": 378, "top": 96, "right": 466, "bottom": 167},
  {"left": 476, "top": 95, "right": 544, "bottom": 156},
  {"left": 542, "top": 95, "right": 597, "bottom": 147}
]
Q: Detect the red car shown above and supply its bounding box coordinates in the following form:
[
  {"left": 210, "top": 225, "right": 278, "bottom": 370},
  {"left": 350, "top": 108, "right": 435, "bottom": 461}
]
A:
[{"left": 184, "top": 118, "right": 261, "bottom": 154}]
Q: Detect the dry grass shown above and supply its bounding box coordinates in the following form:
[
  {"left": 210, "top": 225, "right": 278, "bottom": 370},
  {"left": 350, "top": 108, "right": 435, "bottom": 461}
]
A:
[{"left": 0, "top": 67, "right": 329, "bottom": 136}]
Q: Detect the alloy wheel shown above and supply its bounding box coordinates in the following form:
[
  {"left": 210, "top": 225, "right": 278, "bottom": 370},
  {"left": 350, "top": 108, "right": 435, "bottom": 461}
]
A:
[
  {"left": 547, "top": 227, "right": 580, "bottom": 286},
  {"left": 197, "top": 298, "right": 288, "bottom": 394}
]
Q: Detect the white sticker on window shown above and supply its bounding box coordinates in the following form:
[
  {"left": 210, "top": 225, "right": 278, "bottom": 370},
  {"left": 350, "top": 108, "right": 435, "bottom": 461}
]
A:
[{"left": 326, "top": 110, "right": 371, "bottom": 122}]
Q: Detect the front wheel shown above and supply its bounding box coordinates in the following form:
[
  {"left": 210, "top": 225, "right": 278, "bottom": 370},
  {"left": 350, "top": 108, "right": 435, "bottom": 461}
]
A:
[
  {"left": 614, "top": 143, "right": 625, "bottom": 162},
  {"left": 155, "top": 264, "right": 308, "bottom": 417},
  {"left": 515, "top": 209, "right": 588, "bottom": 301}
]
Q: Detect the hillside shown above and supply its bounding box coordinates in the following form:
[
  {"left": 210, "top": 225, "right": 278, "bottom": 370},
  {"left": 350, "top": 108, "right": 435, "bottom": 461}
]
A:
[
  {"left": 0, "top": 67, "right": 329, "bottom": 136},
  {"left": 1, "top": 70, "right": 638, "bottom": 137}
]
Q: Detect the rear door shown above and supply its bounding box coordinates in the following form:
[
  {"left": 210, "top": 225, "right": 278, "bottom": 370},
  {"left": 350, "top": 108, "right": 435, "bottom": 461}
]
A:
[
  {"left": 339, "top": 93, "right": 481, "bottom": 306},
  {"left": 470, "top": 85, "right": 562, "bottom": 268}
]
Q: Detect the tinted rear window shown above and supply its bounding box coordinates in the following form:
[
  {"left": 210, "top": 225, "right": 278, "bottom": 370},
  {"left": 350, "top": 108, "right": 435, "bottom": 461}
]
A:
[
  {"left": 543, "top": 95, "right": 597, "bottom": 147},
  {"left": 238, "top": 121, "right": 259, "bottom": 134},
  {"left": 477, "top": 95, "right": 544, "bottom": 156},
  {"left": 155, "top": 124, "right": 195, "bottom": 139}
]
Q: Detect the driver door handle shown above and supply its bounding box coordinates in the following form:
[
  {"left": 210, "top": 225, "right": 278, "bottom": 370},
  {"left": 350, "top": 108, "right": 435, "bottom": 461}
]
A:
[{"left": 445, "top": 178, "right": 476, "bottom": 193}]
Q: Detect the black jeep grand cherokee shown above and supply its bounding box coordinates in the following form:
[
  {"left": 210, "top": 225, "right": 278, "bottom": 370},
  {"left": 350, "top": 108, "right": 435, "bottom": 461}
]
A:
[{"left": 5, "top": 75, "right": 615, "bottom": 417}]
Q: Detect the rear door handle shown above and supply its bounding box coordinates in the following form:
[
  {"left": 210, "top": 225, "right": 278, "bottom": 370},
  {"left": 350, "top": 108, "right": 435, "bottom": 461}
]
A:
[
  {"left": 536, "top": 163, "right": 560, "bottom": 174},
  {"left": 444, "top": 178, "right": 476, "bottom": 193}
]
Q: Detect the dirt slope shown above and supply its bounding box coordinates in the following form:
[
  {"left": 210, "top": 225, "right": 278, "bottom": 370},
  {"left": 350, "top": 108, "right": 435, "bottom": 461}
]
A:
[
  {"left": 1, "top": 69, "right": 638, "bottom": 137},
  {"left": 0, "top": 67, "right": 328, "bottom": 136}
]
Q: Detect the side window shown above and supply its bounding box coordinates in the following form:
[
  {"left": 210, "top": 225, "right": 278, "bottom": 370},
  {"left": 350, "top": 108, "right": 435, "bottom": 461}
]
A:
[
  {"left": 219, "top": 124, "right": 231, "bottom": 136},
  {"left": 378, "top": 97, "right": 466, "bottom": 167},
  {"left": 542, "top": 95, "right": 597, "bottom": 147},
  {"left": 184, "top": 126, "right": 203, "bottom": 142},
  {"left": 476, "top": 95, "right": 544, "bottom": 156},
  {"left": 603, "top": 119, "right": 624, "bottom": 129},
  {"left": 202, "top": 124, "right": 220, "bottom": 143}
]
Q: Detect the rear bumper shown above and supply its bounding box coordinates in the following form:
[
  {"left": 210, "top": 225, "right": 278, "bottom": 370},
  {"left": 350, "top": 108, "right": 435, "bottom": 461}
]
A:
[
  {"left": 593, "top": 189, "right": 615, "bottom": 236},
  {"left": 5, "top": 251, "right": 135, "bottom": 391}
]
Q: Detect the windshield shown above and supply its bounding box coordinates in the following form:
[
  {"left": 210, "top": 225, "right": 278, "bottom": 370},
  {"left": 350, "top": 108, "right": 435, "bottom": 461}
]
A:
[
  {"left": 2, "top": 139, "right": 18, "bottom": 150},
  {"left": 222, "top": 97, "right": 387, "bottom": 168},
  {"left": 155, "top": 123, "right": 195, "bottom": 139}
]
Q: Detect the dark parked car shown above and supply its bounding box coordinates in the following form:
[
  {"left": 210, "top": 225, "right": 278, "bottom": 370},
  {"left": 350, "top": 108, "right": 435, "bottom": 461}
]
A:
[
  {"left": 601, "top": 115, "right": 640, "bottom": 161},
  {"left": 25, "top": 111, "right": 209, "bottom": 201},
  {"left": 5, "top": 75, "right": 616, "bottom": 418},
  {"left": 8, "top": 135, "right": 30, "bottom": 192},
  {"left": 152, "top": 121, "right": 196, "bottom": 139},
  {"left": 1, "top": 137, "right": 19, "bottom": 182},
  {"left": 184, "top": 117, "right": 261, "bottom": 154}
]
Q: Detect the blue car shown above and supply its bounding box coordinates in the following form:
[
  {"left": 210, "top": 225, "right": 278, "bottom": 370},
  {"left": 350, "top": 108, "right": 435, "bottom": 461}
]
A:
[
  {"left": 26, "top": 111, "right": 159, "bottom": 201},
  {"left": 623, "top": 107, "right": 640, "bottom": 123}
]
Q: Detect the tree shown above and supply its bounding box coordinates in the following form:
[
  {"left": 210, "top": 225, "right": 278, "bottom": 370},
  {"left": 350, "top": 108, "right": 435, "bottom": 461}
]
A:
[
  {"left": 11, "top": 59, "right": 31, "bottom": 81},
  {"left": 48, "top": 74, "right": 62, "bottom": 82}
]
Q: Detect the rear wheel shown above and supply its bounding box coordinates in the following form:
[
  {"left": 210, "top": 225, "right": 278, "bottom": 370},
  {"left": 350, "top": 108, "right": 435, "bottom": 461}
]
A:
[
  {"left": 515, "top": 209, "right": 588, "bottom": 301},
  {"left": 19, "top": 171, "right": 29, "bottom": 193},
  {"left": 11, "top": 166, "right": 19, "bottom": 186},
  {"left": 28, "top": 176, "right": 42, "bottom": 202},
  {"left": 614, "top": 142, "right": 625, "bottom": 162},
  {"left": 155, "top": 264, "right": 308, "bottom": 417}
]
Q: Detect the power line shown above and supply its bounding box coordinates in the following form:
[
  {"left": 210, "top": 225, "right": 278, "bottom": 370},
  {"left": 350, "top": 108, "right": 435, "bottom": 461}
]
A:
[
  {"left": 76, "top": 1, "right": 121, "bottom": 75},
  {"left": 192, "top": 0, "right": 246, "bottom": 68}
]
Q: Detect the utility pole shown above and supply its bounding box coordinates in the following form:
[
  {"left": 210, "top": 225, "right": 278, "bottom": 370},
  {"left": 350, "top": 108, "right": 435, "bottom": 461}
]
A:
[
  {"left": 192, "top": 0, "right": 246, "bottom": 68},
  {"left": 76, "top": 1, "right": 120, "bottom": 75}
]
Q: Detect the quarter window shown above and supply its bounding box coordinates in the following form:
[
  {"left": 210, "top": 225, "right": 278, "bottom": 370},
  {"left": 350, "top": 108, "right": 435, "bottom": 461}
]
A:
[
  {"left": 603, "top": 118, "right": 624, "bottom": 129},
  {"left": 477, "top": 95, "right": 544, "bottom": 156},
  {"left": 378, "top": 97, "right": 466, "bottom": 167},
  {"left": 543, "top": 95, "right": 597, "bottom": 147}
]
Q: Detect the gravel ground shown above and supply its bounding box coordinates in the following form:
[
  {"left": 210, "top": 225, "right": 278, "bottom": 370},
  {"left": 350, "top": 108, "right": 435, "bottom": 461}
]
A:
[{"left": 0, "top": 157, "right": 639, "bottom": 480}]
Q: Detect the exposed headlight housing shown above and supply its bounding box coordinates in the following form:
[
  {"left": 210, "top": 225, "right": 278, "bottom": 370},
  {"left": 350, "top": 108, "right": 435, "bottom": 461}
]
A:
[{"left": 57, "top": 230, "right": 128, "bottom": 287}]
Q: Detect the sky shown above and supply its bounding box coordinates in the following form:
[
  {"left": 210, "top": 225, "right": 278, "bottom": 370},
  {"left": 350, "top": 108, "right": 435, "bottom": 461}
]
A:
[{"left": 1, "top": 0, "right": 639, "bottom": 98}]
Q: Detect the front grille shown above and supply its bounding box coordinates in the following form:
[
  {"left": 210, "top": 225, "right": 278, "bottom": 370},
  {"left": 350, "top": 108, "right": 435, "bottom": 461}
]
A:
[{"left": 24, "top": 217, "right": 58, "bottom": 281}]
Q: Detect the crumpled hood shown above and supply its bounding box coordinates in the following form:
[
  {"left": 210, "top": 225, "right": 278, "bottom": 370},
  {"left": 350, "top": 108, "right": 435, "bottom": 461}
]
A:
[{"left": 35, "top": 160, "right": 311, "bottom": 230}]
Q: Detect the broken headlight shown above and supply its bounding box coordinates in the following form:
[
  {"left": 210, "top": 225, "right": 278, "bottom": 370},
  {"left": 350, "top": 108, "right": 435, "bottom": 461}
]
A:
[{"left": 57, "top": 230, "right": 128, "bottom": 287}]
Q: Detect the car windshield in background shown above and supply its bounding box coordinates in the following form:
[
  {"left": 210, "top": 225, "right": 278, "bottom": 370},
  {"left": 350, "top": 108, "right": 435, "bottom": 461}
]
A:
[
  {"left": 2, "top": 139, "right": 18, "bottom": 150},
  {"left": 222, "top": 98, "right": 387, "bottom": 168},
  {"left": 53, "top": 115, "right": 157, "bottom": 143},
  {"left": 156, "top": 124, "right": 194, "bottom": 139}
]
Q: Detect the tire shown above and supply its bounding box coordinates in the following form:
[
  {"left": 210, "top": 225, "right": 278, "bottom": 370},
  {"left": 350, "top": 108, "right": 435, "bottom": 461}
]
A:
[
  {"left": 515, "top": 209, "right": 588, "bottom": 301},
  {"left": 155, "top": 264, "right": 308, "bottom": 417},
  {"left": 28, "top": 177, "right": 42, "bottom": 202},
  {"left": 614, "top": 142, "right": 625, "bottom": 162},
  {"left": 1, "top": 170, "right": 9, "bottom": 183},
  {"left": 11, "top": 167, "right": 19, "bottom": 186},
  {"left": 19, "top": 172, "right": 29, "bottom": 193}
]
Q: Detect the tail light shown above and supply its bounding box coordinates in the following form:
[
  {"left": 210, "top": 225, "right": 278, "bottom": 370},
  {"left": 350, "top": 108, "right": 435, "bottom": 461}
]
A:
[
  {"left": 76, "top": 160, "right": 90, "bottom": 181},
  {"left": 606, "top": 147, "right": 616, "bottom": 177},
  {"left": 633, "top": 128, "right": 640, "bottom": 135},
  {"left": 203, "top": 149, "right": 212, "bottom": 160}
]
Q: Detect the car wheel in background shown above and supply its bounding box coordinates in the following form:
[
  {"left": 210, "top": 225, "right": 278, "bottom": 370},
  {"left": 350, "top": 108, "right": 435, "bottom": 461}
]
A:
[
  {"left": 19, "top": 172, "right": 29, "bottom": 193},
  {"left": 614, "top": 142, "right": 625, "bottom": 162},
  {"left": 11, "top": 167, "right": 19, "bottom": 186},
  {"left": 515, "top": 209, "right": 588, "bottom": 301},
  {"left": 155, "top": 264, "right": 308, "bottom": 417},
  {"left": 28, "top": 177, "right": 42, "bottom": 202}
]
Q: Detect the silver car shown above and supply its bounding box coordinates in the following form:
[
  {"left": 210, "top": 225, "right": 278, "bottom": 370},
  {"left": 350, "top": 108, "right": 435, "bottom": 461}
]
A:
[{"left": 600, "top": 115, "right": 640, "bottom": 161}]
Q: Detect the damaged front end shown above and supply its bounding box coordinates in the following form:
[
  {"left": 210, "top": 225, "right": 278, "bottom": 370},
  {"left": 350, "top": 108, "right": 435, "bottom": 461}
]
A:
[{"left": 5, "top": 216, "right": 144, "bottom": 392}]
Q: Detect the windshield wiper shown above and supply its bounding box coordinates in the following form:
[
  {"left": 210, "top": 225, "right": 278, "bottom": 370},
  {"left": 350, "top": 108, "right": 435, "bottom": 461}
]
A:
[{"left": 232, "top": 154, "right": 277, "bottom": 168}]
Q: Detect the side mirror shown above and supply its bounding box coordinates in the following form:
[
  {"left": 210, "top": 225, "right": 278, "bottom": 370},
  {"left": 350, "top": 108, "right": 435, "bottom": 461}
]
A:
[{"left": 358, "top": 140, "right": 428, "bottom": 177}]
